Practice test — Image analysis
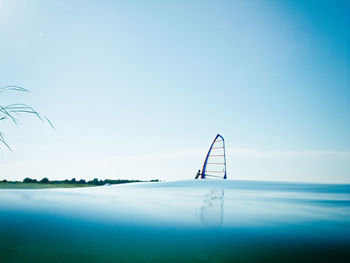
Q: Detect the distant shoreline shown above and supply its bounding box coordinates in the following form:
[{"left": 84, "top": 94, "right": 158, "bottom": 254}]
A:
[{"left": 0, "top": 178, "right": 159, "bottom": 189}]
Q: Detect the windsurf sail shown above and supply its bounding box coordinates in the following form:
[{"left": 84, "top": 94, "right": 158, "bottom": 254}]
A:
[{"left": 201, "top": 134, "right": 227, "bottom": 179}]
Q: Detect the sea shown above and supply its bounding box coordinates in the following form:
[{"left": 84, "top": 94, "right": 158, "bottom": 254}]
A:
[{"left": 1, "top": 180, "right": 350, "bottom": 262}]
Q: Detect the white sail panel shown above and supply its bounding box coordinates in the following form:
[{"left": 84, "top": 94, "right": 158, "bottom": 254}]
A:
[{"left": 201, "top": 134, "right": 227, "bottom": 179}]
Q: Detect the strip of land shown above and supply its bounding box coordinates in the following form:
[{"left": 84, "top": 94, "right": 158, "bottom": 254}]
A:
[{"left": 0, "top": 178, "right": 159, "bottom": 189}]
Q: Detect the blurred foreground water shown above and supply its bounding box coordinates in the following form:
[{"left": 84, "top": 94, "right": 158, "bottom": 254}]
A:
[{"left": 1, "top": 180, "right": 350, "bottom": 262}]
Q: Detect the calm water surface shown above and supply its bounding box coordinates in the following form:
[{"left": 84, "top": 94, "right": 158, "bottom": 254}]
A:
[{"left": 1, "top": 180, "right": 350, "bottom": 262}]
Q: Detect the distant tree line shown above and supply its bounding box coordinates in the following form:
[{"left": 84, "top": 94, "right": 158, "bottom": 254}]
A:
[{"left": 0, "top": 178, "right": 159, "bottom": 185}]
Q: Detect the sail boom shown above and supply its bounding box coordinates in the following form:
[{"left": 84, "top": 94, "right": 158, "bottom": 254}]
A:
[{"left": 205, "top": 174, "right": 223, "bottom": 178}]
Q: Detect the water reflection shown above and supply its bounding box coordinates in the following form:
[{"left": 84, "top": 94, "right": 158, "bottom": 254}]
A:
[{"left": 200, "top": 189, "right": 224, "bottom": 227}]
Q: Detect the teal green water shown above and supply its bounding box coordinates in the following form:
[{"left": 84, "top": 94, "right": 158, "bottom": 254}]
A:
[{"left": 1, "top": 180, "right": 350, "bottom": 262}]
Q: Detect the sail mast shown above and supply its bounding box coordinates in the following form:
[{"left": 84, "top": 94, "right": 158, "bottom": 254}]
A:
[{"left": 223, "top": 136, "right": 227, "bottom": 179}]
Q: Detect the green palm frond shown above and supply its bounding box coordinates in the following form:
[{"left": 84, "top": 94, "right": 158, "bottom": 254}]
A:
[
  {"left": 0, "top": 86, "right": 54, "bottom": 150},
  {"left": 0, "top": 86, "right": 30, "bottom": 93}
]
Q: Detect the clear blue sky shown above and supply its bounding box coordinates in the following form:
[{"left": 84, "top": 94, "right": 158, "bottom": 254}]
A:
[{"left": 0, "top": 0, "right": 349, "bottom": 183}]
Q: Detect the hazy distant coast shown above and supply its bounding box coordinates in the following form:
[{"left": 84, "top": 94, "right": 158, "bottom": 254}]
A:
[{"left": 0, "top": 178, "right": 159, "bottom": 189}]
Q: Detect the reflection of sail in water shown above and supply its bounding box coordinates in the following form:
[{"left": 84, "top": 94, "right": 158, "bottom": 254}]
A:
[{"left": 199, "top": 190, "right": 224, "bottom": 227}]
